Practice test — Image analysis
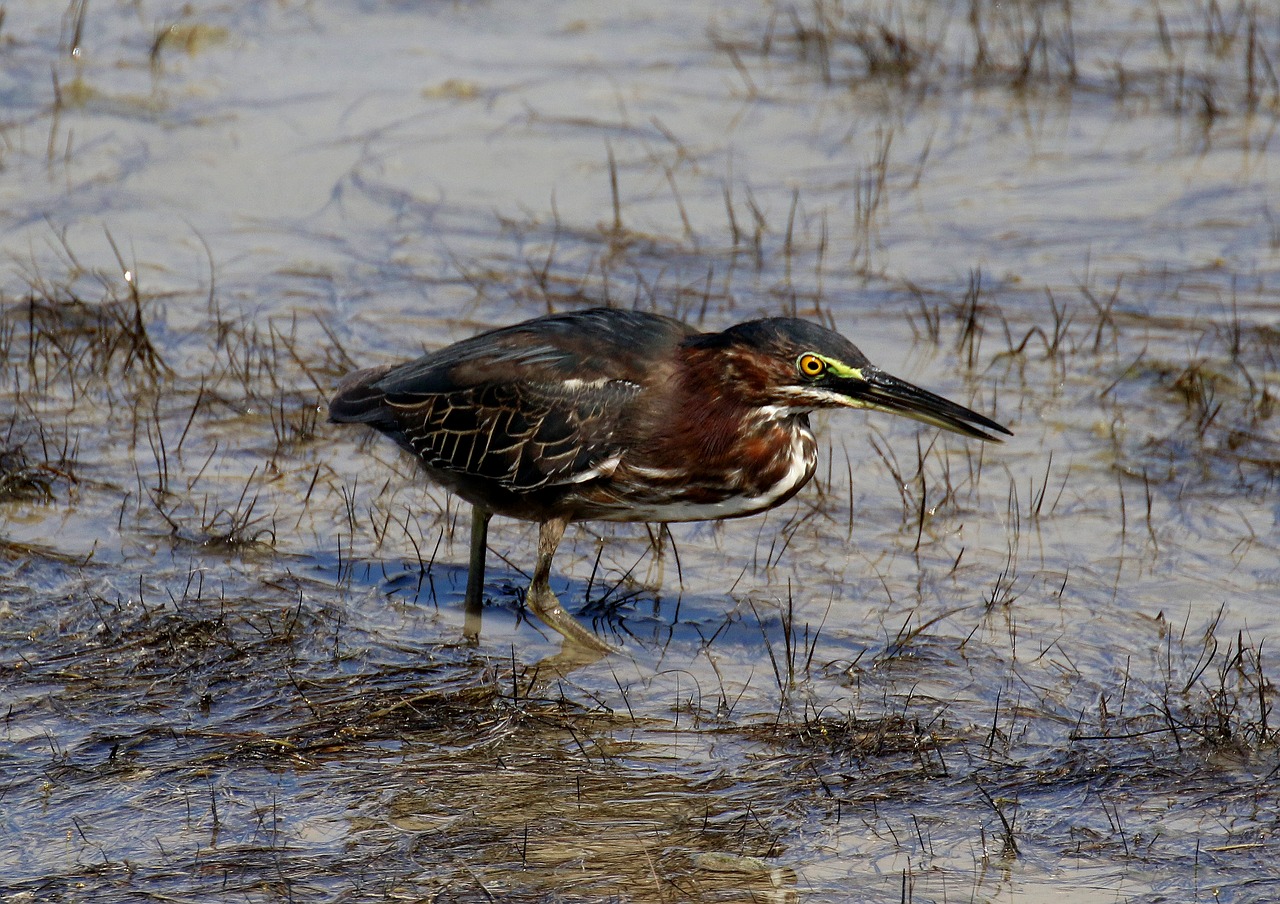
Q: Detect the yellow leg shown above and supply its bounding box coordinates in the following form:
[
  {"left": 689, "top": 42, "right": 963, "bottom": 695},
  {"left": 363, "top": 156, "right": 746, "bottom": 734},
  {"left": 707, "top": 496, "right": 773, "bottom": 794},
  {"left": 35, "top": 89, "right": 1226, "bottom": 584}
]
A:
[{"left": 526, "top": 517, "right": 614, "bottom": 653}]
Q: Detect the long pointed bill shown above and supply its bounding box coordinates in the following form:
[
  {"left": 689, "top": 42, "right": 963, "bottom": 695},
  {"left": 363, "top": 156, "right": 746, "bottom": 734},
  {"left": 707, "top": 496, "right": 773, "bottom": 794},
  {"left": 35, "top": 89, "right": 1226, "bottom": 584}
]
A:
[{"left": 834, "top": 366, "right": 1013, "bottom": 442}]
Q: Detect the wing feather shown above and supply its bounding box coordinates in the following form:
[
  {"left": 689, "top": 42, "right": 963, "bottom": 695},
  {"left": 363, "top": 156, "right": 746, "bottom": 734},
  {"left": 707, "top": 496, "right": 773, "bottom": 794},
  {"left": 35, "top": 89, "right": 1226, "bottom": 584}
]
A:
[
  {"left": 329, "top": 309, "right": 694, "bottom": 494},
  {"left": 382, "top": 379, "right": 641, "bottom": 491}
]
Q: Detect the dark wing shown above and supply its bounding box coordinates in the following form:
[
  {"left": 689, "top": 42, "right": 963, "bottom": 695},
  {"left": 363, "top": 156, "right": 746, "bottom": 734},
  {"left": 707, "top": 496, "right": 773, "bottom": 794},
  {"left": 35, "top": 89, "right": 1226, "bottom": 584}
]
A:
[
  {"left": 329, "top": 308, "right": 693, "bottom": 492},
  {"left": 388, "top": 379, "right": 643, "bottom": 491}
]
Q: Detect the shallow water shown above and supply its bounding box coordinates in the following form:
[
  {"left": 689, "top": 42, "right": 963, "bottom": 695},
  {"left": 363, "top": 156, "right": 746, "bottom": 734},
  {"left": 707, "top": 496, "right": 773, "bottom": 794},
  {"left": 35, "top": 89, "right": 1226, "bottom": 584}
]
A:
[{"left": 2, "top": 1, "right": 1279, "bottom": 901}]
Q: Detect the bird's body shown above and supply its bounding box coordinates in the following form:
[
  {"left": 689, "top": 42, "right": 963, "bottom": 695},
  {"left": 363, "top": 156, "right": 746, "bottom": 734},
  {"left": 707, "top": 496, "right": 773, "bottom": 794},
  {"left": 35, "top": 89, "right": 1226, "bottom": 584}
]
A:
[
  {"left": 331, "top": 310, "right": 825, "bottom": 525},
  {"left": 330, "top": 307, "right": 1010, "bottom": 651}
]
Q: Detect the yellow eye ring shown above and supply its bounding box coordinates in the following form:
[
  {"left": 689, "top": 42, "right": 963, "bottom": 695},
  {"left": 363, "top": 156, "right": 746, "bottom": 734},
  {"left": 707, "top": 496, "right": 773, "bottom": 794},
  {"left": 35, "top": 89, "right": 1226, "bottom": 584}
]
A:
[{"left": 797, "top": 353, "right": 825, "bottom": 377}]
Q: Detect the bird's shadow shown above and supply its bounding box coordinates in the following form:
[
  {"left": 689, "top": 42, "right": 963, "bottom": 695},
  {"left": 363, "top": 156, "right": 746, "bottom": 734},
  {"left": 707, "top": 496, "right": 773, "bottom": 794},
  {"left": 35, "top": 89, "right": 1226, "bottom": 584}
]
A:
[{"left": 327, "top": 553, "right": 759, "bottom": 658}]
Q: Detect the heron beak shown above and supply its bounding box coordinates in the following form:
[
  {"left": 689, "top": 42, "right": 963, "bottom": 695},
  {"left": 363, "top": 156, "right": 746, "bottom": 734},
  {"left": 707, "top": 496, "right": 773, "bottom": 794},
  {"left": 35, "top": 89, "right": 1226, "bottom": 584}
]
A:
[{"left": 833, "top": 366, "right": 1012, "bottom": 442}]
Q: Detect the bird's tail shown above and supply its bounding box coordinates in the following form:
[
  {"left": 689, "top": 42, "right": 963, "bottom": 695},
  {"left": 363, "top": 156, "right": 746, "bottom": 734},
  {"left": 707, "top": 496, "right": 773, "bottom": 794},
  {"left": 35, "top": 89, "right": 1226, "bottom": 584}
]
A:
[{"left": 328, "top": 365, "right": 397, "bottom": 424}]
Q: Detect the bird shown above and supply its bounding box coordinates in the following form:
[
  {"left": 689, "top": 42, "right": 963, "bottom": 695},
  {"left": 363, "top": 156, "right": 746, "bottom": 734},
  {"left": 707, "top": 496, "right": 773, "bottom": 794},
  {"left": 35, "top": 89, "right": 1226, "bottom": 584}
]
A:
[{"left": 328, "top": 307, "right": 1011, "bottom": 652}]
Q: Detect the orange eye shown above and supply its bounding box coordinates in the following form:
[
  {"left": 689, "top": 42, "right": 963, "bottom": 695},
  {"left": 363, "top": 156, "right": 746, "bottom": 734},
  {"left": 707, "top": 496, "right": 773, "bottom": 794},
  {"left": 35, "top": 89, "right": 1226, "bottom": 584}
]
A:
[{"left": 797, "top": 354, "right": 825, "bottom": 377}]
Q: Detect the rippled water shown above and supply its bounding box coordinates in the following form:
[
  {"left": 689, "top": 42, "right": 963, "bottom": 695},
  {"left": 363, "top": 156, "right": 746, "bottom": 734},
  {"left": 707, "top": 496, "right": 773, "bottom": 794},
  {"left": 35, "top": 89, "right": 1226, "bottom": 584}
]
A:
[{"left": 2, "top": 1, "right": 1278, "bottom": 901}]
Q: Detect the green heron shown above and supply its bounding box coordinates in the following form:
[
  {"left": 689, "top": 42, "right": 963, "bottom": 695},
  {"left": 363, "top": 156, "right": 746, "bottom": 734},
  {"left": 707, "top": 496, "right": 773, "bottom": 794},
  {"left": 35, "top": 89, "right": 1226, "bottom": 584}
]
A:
[{"left": 329, "top": 307, "right": 1011, "bottom": 652}]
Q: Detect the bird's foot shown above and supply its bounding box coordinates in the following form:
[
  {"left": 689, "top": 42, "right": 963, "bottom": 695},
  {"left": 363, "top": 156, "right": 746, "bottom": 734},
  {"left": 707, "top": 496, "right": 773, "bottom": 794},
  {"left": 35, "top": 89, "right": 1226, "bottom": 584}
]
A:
[{"left": 526, "top": 582, "right": 616, "bottom": 654}]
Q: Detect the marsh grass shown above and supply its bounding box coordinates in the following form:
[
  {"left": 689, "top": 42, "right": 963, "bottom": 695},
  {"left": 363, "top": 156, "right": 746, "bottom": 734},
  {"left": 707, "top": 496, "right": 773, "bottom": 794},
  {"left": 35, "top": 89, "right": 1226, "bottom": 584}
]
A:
[
  {"left": 724, "top": 0, "right": 1280, "bottom": 117},
  {"left": 4, "top": 172, "right": 1278, "bottom": 902},
  {"left": 2, "top": 1, "right": 1279, "bottom": 900},
  {"left": 0, "top": 442, "right": 68, "bottom": 503}
]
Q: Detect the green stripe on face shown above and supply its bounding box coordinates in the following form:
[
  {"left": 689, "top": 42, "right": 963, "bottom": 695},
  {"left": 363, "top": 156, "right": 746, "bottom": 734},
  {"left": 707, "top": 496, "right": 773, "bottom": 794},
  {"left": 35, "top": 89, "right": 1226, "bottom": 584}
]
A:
[{"left": 819, "top": 357, "right": 864, "bottom": 381}]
